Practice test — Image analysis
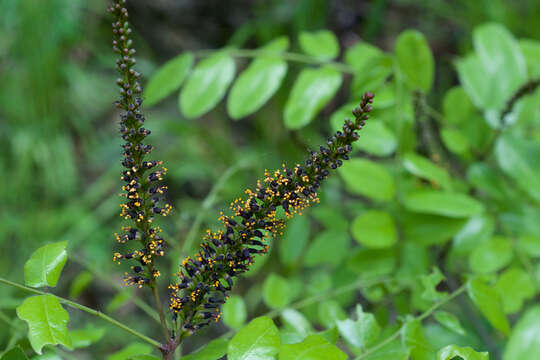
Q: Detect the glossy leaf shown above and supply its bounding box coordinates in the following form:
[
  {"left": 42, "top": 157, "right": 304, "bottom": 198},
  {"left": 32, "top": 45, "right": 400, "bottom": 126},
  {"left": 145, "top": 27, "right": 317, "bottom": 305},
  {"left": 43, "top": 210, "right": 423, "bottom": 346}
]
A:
[
  {"left": 228, "top": 316, "right": 280, "bottom": 360},
  {"left": 70, "top": 326, "right": 106, "bottom": 349},
  {"left": 495, "top": 133, "right": 540, "bottom": 202},
  {"left": 304, "top": 230, "right": 349, "bottom": 267},
  {"left": 284, "top": 66, "right": 342, "bottom": 129},
  {"left": 337, "top": 305, "right": 380, "bottom": 349},
  {"left": 145, "top": 52, "right": 194, "bottom": 106},
  {"left": 281, "top": 309, "right": 312, "bottom": 338},
  {"left": 441, "top": 127, "right": 470, "bottom": 157},
  {"left": 69, "top": 271, "right": 93, "bottom": 298},
  {"left": 183, "top": 338, "right": 229, "bottom": 360},
  {"left": 467, "top": 278, "right": 510, "bottom": 335},
  {"left": 495, "top": 267, "right": 535, "bottom": 314},
  {"left": 16, "top": 295, "right": 71, "bottom": 354},
  {"left": 363, "top": 339, "right": 410, "bottom": 360},
  {"left": 179, "top": 51, "right": 235, "bottom": 118},
  {"left": 503, "top": 306, "right": 540, "bottom": 360},
  {"left": 299, "top": 30, "right": 339, "bottom": 60},
  {"left": 351, "top": 210, "right": 397, "bottom": 248},
  {"left": 395, "top": 30, "right": 434, "bottom": 92},
  {"left": 339, "top": 158, "right": 395, "bottom": 201},
  {"left": 403, "top": 152, "right": 452, "bottom": 190},
  {"left": 279, "top": 334, "right": 346, "bottom": 360},
  {"left": 317, "top": 301, "right": 347, "bottom": 328},
  {"left": 469, "top": 236, "right": 513, "bottom": 274},
  {"left": 437, "top": 345, "right": 488, "bottom": 360},
  {"left": 520, "top": 39, "right": 540, "bottom": 78},
  {"left": 347, "top": 248, "right": 396, "bottom": 278},
  {"left": 403, "top": 319, "right": 436, "bottom": 360},
  {"left": 263, "top": 273, "right": 291, "bottom": 309},
  {"left": 227, "top": 38, "right": 288, "bottom": 119},
  {"left": 403, "top": 190, "right": 484, "bottom": 218},
  {"left": 452, "top": 215, "right": 495, "bottom": 254},
  {"left": 130, "top": 356, "right": 160, "bottom": 360},
  {"left": 403, "top": 213, "right": 466, "bottom": 246},
  {"left": 107, "top": 343, "right": 152, "bottom": 360},
  {"left": 24, "top": 241, "right": 67, "bottom": 288},
  {"left": 434, "top": 311, "right": 466, "bottom": 336},
  {"left": 222, "top": 295, "right": 247, "bottom": 329}
]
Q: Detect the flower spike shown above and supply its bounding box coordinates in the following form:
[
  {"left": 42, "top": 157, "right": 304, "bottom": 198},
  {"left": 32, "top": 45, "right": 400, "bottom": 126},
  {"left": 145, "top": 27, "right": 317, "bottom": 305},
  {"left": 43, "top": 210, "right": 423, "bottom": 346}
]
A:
[{"left": 170, "top": 92, "right": 375, "bottom": 333}]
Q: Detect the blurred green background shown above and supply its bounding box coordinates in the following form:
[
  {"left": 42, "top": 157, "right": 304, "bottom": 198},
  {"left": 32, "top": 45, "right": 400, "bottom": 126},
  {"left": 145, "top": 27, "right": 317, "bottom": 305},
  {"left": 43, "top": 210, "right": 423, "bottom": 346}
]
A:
[{"left": 1, "top": 0, "right": 539, "bottom": 359}]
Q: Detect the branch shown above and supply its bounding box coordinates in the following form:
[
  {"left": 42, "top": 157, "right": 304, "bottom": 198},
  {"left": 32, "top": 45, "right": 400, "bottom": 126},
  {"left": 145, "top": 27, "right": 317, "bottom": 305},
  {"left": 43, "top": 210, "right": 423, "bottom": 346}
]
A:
[
  {"left": 356, "top": 283, "right": 467, "bottom": 359},
  {"left": 194, "top": 48, "right": 356, "bottom": 74},
  {"left": 0, "top": 277, "right": 162, "bottom": 349},
  {"left": 500, "top": 78, "right": 540, "bottom": 123}
]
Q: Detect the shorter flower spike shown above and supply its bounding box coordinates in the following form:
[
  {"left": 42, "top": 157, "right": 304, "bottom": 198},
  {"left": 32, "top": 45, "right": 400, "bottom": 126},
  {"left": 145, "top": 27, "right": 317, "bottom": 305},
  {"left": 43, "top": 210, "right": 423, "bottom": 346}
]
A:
[{"left": 170, "top": 92, "right": 375, "bottom": 333}]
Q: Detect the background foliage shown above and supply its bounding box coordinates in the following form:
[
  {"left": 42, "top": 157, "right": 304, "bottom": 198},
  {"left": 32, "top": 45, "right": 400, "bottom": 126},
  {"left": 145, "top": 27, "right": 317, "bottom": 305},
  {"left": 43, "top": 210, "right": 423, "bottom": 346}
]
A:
[{"left": 0, "top": 0, "right": 539, "bottom": 359}]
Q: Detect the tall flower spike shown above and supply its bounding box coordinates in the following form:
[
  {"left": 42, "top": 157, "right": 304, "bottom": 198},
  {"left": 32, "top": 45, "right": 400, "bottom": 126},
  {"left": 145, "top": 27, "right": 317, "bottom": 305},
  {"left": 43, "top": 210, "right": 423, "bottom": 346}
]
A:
[
  {"left": 170, "top": 92, "right": 375, "bottom": 334},
  {"left": 109, "top": 0, "right": 171, "bottom": 288}
]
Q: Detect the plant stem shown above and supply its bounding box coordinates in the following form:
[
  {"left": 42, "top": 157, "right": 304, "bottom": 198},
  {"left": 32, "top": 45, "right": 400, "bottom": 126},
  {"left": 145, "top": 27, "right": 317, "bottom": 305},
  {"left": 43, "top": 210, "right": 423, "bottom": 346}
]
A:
[
  {"left": 194, "top": 48, "right": 356, "bottom": 74},
  {"left": 0, "top": 277, "right": 161, "bottom": 348},
  {"left": 72, "top": 257, "right": 161, "bottom": 323},
  {"left": 181, "top": 161, "right": 251, "bottom": 255},
  {"left": 356, "top": 283, "right": 467, "bottom": 359},
  {"left": 151, "top": 279, "right": 170, "bottom": 341},
  {"left": 500, "top": 78, "right": 540, "bottom": 122}
]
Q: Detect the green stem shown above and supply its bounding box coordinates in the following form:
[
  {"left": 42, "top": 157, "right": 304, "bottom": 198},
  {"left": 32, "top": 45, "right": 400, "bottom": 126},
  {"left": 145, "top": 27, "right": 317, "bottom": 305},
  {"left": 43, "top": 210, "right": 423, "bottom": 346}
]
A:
[
  {"left": 356, "top": 284, "right": 467, "bottom": 359},
  {"left": 72, "top": 257, "right": 161, "bottom": 323},
  {"left": 0, "top": 277, "right": 162, "bottom": 348},
  {"left": 151, "top": 279, "right": 170, "bottom": 341},
  {"left": 181, "top": 161, "right": 251, "bottom": 254},
  {"left": 194, "top": 48, "right": 356, "bottom": 74}
]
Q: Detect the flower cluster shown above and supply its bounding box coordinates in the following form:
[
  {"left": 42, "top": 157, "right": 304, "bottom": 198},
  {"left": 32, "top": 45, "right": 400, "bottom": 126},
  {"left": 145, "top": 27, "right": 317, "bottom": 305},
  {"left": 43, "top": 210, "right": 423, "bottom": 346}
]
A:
[
  {"left": 109, "top": 0, "right": 171, "bottom": 287},
  {"left": 169, "top": 93, "right": 374, "bottom": 333}
]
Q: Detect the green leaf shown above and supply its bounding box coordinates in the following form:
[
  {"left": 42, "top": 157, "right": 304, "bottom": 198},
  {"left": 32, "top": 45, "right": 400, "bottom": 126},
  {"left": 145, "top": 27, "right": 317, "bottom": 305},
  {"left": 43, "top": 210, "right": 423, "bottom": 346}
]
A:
[
  {"left": 452, "top": 215, "right": 495, "bottom": 254},
  {"left": 1, "top": 347, "right": 28, "bottom": 360},
  {"left": 263, "top": 274, "right": 292, "bottom": 309},
  {"left": 317, "top": 301, "right": 347, "bottom": 329},
  {"left": 403, "top": 190, "right": 484, "bottom": 218},
  {"left": 403, "top": 319, "right": 436, "bottom": 360},
  {"left": 284, "top": 66, "right": 342, "bottom": 129},
  {"left": 16, "top": 295, "right": 71, "bottom": 355},
  {"left": 222, "top": 295, "right": 247, "bottom": 329},
  {"left": 179, "top": 51, "right": 235, "bottom": 118},
  {"left": 69, "top": 271, "right": 93, "bottom": 298},
  {"left": 182, "top": 338, "right": 229, "bottom": 360},
  {"left": 495, "top": 133, "right": 540, "bottom": 202},
  {"left": 495, "top": 267, "right": 535, "bottom": 314},
  {"left": 106, "top": 289, "right": 132, "bottom": 313},
  {"left": 304, "top": 230, "right": 349, "bottom": 267},
  {"left": 279, "top": 215, "right": 310, "bottom": 266},
  {"left": 107, "top": 343, "right": 152, "bottom": 360},
  {"left": 395, "top": 30, "right": 434, "bottom": 92},
  {"left": 24, "top": 241, "right": 67, "bottom": 288},
  {"left": 281, "top": 309, "right": 312, "bottom": 338},
  {"left": 403, "top": 152, "right": 452, "bottom": 190},
  {"left": 70, "top": 326, "right": 106, "bottom": 349},
  {"left": 351, "top": 210, "right": 397, "bottom": 248},
  {"left": 279, "top": 334, "right": 346, "bottom": 360},
  {"left": 227, "top": 38, "right": 288, "bottom": 119},
  {"left": 344, "top": 42, "right": 391, "bottom": 94},
  {"left": 339, "top": 159, "right": 395, "bottom": 201},
  {"left": 442, "top": 86, "right": 476, "bottom": 125},
  {"left": 421, "top": 267, "right": 447, "bottom": 302},
  {"left": 441, "top": 127, "right": 470, "bottom": 157},
  {"left": 503, "top": 305, "right": 540, "bottom": 360},
  {"left": 467, "top": 278, "right": 510, "bottom": 335},
  {"left": 403, "top": 213, "right": 466, "bottom": 246},
  {"left": 363, "top": 338, "right": 410, "bottom": 360},
  {"left": 433, "top": 311, "right": 466, "bottom": 336},
  {"left": 518, "top": 235, "right": 540, "bottom": 258},
  {"left": 457, "top": 23, "right": 526, "bottom": 115},
  {"left": 347, "top": 248, "right": 396, "bottom": 278},
  {"left": 299, "top": 30, "right": 339, "bottom": 60},
  {"left": 469, "top": 236, "right": 513, "bottom": 274},
  {"left": 145, "top": 52, "right": 194, "bottom": 107},
  {"left": 437, "top": 345, "right": 488, "bottom": 360},
  {"left": 520, "top": 39, "right": 540, "bottom": 78},
  {"left": 337, "top": 305, "right": 380, "bottom": 349},
  {"left": 228, "top": 316, "right": 280, "bottom": 360},
  {"left": 130, "top": 356, "right": 160, "bottom": 360},
  {"left": 473, "top": 23, "right": 527, "bottom": 107}
]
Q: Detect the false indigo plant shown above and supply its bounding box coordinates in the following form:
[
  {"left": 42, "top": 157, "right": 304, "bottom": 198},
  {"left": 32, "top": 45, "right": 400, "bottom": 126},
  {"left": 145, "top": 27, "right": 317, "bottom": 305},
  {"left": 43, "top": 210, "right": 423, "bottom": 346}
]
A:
[{"left": 108, "top": 0, "right": 373, "bottom": 356}]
